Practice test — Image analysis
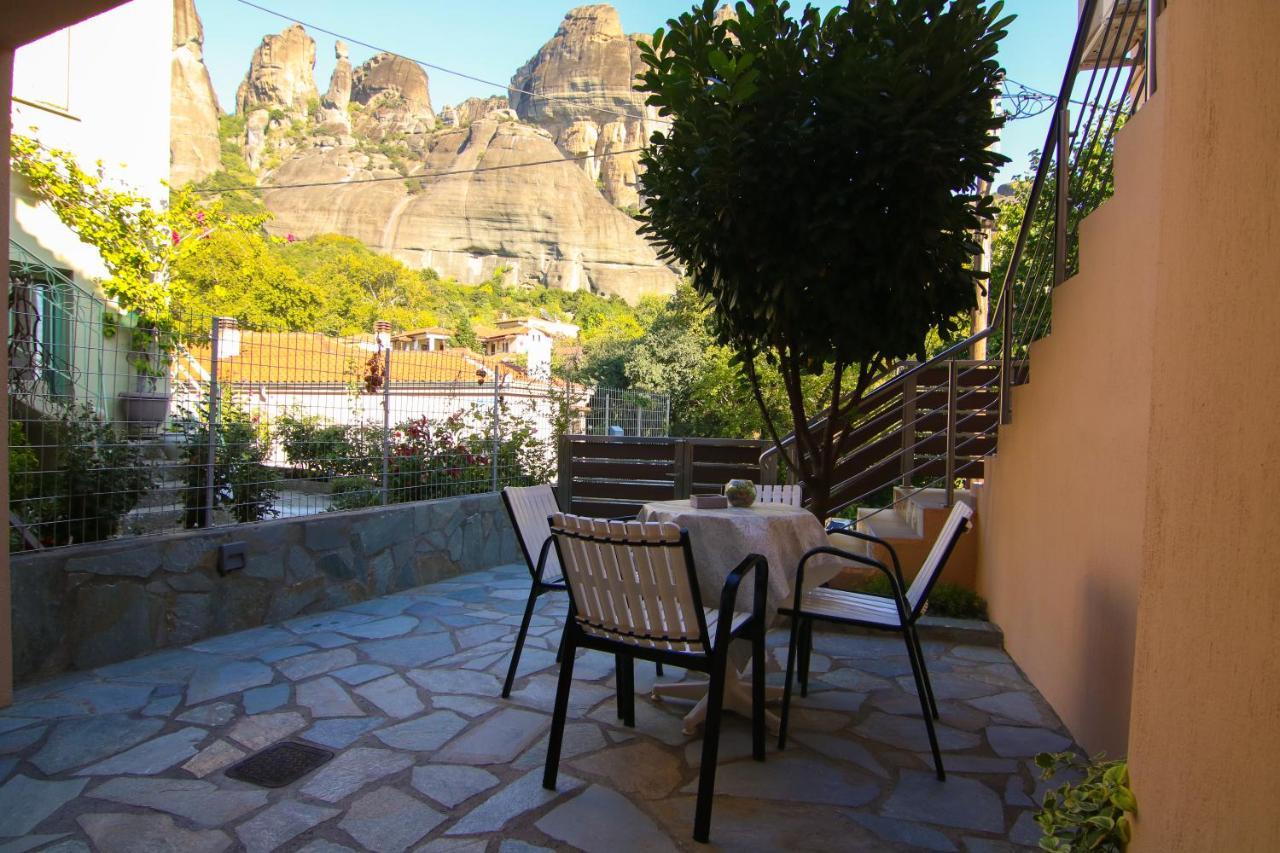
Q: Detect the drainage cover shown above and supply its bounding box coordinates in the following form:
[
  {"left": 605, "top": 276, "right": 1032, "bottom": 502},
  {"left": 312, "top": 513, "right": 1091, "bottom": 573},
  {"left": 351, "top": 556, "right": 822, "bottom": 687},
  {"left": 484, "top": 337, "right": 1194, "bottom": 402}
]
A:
[{"left": 226, "top": 741, "right": 334, "bottom": 788}]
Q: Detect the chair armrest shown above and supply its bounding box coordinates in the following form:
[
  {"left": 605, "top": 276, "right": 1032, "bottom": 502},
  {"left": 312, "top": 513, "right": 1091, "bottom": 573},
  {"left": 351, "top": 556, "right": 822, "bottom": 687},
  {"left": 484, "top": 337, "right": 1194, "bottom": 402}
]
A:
[
  {"left": 533, "top": 535, "right": 557, "bottom": 583},
  {"left": 714, "top": 553, "right": 768, "bottom": 650},
  {"left": 608, "top": 514, "right": 638, "bottom": 522},
  {"left": 791, "top": 545, "right": 911, "bottom": 625},
  {"left": 826, "top": 527, "right": 907, "bottom": 590}
]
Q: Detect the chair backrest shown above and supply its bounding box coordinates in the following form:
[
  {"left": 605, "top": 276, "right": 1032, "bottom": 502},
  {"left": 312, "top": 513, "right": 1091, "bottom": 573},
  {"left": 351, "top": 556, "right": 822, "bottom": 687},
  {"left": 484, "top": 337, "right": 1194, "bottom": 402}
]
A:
[
  {"left": 502, "top": 485, "right": 562, "bottom": 580},
  {"left": 757, "top": 484, "right": 802, "bottom": 507},
  {"left": 549, "top": 513, "right": 710, "bottom": 654},
  {"left": 904, "top": 500, "right": 974, "bottom": 617}
]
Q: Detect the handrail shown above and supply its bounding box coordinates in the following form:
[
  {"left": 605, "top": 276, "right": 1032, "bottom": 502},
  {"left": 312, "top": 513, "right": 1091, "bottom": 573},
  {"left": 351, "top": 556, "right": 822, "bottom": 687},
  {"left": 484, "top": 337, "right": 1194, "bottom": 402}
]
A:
[{"left": 759, "top": 325, "right": 997, "bottom": 467}]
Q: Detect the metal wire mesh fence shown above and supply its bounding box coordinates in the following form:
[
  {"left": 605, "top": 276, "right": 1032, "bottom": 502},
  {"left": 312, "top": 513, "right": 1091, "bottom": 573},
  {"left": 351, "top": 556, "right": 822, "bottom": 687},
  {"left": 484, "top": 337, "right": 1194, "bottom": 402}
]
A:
[{"left": 7, "top": 249, "right": 669, "bottom": 552}]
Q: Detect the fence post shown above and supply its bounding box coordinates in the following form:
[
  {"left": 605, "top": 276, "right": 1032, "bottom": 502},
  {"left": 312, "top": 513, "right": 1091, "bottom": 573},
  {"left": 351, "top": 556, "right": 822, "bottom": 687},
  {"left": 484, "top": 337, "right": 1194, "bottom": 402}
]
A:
[
  {"left": 1054, "top": 105, "right": 1071, "bottom": 286},
  {"left": 490, "top": 369, "right": 501, "bottom": 492},
  {"left": 380, "top": 344, "right": 391, "bottom": 506},
  {"left": 673, "top": 439, "right": 693, "bottom": 500},
  {"left": 602, "top": 392, "right": 610, "bottom": 436},
  {"left": 556, "top": 434, "right": 572, "bottom": 511},
  {"left": 945, "top": 360, "right": 958, "bottom": 507},
  {"left": 664, "top": 395, "right": 671, "bottom": 437},
  {"left": 899, "top": 368, "right": 918, "bottom": 488},
  {"left": 202, "top": 316, "right": 225, "bottom": 528}
]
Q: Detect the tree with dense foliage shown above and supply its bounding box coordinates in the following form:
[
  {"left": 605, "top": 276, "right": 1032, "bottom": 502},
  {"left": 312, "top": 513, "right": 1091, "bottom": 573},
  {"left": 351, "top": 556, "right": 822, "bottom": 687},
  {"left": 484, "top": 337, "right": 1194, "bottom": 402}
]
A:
[{"left": 637, "top": 0, "right": 1010, "bottom": 515}]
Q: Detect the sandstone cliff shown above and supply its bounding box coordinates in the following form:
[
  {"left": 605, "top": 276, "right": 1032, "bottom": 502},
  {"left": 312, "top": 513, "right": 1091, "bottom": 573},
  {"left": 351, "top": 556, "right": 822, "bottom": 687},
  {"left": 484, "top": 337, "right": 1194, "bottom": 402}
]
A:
[
  {"left": 235, "top": 23, "right": 318, "bottom": 118},
  {"left": 259, "top": 119, "right": 674, "bottom": 301},
  {"left": 509, "top": 4, "right": 658, "bottom": 209},
  {"left": 225, "top": 10, "right": 679, "bottom": 303},
  {"left": 169, "top": 0, "right": 220, "bottom": 185},
  {"left": 441, "top": 97, "right": 513, "bottom": 128}
]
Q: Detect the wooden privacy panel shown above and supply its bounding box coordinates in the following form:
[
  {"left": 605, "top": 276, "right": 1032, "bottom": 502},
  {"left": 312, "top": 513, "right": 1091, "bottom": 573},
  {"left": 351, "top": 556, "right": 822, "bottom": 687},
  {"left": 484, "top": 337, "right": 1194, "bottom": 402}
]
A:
[{"left": 558, "top": 436, "right": 771, "bottom": 518}]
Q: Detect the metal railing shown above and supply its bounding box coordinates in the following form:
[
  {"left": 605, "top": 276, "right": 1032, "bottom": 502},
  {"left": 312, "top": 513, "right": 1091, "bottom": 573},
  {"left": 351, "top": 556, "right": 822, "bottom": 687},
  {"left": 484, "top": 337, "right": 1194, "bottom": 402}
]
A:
[
  {"left": 759, "top": 0, "right": 1158, "bottom": 519},
  {"left": 7, "top": 251, "right": 669, "bottom": 551}
]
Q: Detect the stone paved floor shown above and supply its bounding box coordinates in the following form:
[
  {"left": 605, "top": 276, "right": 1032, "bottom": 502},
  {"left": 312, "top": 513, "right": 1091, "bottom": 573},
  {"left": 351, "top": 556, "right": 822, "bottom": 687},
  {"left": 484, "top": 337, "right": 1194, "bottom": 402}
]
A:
[{"left": 0, "top": 564, "right": 1079, "bottom": 852}]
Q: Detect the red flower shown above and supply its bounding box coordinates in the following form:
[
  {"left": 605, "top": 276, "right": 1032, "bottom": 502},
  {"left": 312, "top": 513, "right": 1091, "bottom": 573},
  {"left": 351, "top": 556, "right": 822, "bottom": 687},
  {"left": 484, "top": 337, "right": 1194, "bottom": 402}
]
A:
[
  {"left": 170, "top": 229, "right": 180, "bottom": 245},
  {"left": 286, "top": 233, "right": 297, "bottom": 243}
]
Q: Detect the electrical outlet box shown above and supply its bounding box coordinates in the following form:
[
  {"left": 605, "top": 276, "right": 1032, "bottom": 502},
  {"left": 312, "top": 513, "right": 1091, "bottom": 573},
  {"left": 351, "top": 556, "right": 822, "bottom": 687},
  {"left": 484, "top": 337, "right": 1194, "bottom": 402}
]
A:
[{"left": 218, "top": 541, "right": 248, "bottom": 576}]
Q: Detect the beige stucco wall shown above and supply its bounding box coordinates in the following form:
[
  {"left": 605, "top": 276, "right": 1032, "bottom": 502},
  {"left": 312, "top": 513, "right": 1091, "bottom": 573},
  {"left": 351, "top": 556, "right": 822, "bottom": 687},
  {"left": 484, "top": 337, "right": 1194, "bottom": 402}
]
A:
[
  {"left": 981, "top": 0, "right": 1280, "bottom": 845},
  {"left": 976, "top": 92, "right": 1163, "bottom": 757},
  {"left": 1125, "top": 0, "right": 1280, "bottom": 847}
]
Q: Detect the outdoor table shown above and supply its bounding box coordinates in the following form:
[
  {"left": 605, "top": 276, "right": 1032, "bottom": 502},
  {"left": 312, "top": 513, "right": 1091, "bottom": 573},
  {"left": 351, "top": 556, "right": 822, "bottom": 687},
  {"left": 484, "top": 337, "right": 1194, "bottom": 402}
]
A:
[{"left": 636, "top": 498, "right": 845, "bottom": 734}]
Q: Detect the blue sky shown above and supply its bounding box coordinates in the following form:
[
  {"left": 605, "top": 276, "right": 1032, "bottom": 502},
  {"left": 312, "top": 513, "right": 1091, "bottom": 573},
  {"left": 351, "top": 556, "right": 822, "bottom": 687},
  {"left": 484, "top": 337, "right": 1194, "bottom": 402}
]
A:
[{"left": 197, "top": 0, "right": 1079, "bottom": 186}]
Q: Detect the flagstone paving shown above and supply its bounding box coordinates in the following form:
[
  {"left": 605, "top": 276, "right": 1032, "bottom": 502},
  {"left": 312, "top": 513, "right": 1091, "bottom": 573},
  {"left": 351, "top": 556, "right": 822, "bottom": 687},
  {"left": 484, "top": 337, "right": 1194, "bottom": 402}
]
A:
[{"left": 0, "top": 563, "right": 1077, "bottom": 851}]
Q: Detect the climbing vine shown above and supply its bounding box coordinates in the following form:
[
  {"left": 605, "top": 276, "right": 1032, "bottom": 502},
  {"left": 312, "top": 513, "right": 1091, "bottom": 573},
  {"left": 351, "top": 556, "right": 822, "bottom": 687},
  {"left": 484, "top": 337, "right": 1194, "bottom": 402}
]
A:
[{"left": 9, "top": 132, "right": 268, "bottom": 326}]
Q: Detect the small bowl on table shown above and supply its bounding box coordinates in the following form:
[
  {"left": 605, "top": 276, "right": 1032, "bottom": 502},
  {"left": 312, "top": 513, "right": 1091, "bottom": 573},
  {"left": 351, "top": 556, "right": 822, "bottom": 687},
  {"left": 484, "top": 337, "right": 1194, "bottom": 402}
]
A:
[{"left": 724, "top": 479, "right": 757, "bottom": 508}]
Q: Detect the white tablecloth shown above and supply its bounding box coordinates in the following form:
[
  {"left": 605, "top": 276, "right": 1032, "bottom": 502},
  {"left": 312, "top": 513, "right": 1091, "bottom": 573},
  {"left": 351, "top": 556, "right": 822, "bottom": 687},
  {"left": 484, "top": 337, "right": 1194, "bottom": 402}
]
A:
[{"left": 637, "top": 499, "right": 843, "bottom": 622}]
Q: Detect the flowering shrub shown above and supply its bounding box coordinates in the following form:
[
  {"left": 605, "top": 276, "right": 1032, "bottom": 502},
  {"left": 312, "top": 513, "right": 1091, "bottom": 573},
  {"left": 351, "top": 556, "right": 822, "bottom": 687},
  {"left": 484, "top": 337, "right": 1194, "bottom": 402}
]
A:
[{"left": 329, "top": 405, "right": 553, "bottom": 510}]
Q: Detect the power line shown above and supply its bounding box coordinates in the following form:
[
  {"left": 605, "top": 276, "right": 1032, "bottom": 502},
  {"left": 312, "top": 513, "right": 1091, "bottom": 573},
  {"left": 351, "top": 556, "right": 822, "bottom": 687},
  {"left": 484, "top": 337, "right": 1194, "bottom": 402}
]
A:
[
  {"left": 231, "top": 0, "right": 669, "bottom": 128},
  {"left": 190, "top": 146, "right": 648, "bottom": 195}
]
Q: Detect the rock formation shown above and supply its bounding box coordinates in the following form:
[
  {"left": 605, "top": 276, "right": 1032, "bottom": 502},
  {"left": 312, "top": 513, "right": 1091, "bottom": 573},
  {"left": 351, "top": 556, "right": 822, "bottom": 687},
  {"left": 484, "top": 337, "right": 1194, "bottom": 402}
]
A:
[
  {"left": 169, "top": 0, "right": 220, "bottom": 185},
  {"left": 235, "top": 24, "right": 318, "bottom": 118},
  {"left": 219, "top": 5, "right": 679, "bottom": 302},
  {"left": 323, "top": 40, "right": 353, "bottom": 112},
  {"left": 509, "top": 4, "right": 658, "bottom": 209},
  {"left": 347, "top": 53, "right": 436, "bottom": 138},
  {"left": 259, "top": 119, "right": 676, "bottom": 300},
  {"left": 441, "top": 96, "right": 513, "bottom": 128}
]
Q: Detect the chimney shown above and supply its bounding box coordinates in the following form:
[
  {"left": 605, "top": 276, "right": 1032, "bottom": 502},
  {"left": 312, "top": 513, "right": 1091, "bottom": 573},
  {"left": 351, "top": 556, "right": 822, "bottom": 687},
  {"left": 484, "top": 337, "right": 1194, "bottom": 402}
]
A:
[
  {"left": 374, "top": 320, "right": 392, "bottom": 350},
  {"left": 216, "top": 316, "right": 241, "bottom": 359}
]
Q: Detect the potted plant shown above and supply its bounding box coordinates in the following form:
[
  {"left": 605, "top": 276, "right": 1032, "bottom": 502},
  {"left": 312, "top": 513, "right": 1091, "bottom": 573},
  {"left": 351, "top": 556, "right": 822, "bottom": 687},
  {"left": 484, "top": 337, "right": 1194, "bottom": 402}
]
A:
[{"left": 116, "top": 321, "right": 171, "bottom": 427}]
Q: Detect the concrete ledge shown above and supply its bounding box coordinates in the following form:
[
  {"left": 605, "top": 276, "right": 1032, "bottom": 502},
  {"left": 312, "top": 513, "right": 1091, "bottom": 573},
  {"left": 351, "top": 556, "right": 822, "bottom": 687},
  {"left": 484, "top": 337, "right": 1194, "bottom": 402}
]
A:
[{"left": 819, "top": 615, "right": 1005, "bottom": 648}]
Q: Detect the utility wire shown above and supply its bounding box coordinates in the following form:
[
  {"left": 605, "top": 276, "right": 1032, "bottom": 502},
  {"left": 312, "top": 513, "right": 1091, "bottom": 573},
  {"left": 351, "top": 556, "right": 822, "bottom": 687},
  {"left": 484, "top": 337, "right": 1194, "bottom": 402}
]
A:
[
  {"left": 190, "top": 146, "right": 648, "bottom": 195},
  {"left": 235, "top": 0, "right": 1049, "bottom": 126},
  {"left": 231, "top": 0, "right": 670, "bottom": 127}
]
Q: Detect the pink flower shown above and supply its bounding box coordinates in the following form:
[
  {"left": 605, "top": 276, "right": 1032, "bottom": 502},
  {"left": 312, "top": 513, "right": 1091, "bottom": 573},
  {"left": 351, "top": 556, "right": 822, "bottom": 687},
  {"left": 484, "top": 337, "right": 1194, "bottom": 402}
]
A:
[
  {"left": 195, "top": 211, "right": 206, "bottom": 225},
  {"left": 286, "top": 233, "right": 297, "bottom": 243},
  {"left": 170, "top": 230, "right": 180, "bottom": 245}
]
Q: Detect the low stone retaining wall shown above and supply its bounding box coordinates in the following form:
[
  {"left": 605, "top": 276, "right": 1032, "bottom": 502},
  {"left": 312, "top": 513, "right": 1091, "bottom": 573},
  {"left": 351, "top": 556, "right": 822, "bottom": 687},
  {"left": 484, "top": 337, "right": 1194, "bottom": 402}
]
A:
[{"left": 11, "top": 493, "right": 521, "bottom": 683}]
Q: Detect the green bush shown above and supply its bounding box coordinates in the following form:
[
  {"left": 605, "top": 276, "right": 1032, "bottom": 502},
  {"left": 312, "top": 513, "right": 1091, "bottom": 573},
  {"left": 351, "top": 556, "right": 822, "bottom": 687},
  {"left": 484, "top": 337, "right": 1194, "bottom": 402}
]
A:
[
  {"left": 16, "top": 405, "right": 154, "bottom": 547},
  {"left": 1035, "top": 752, "right": 1136, "bottom": 852},
  {"left": 180, "top": 397, "right": 279, "bottom": 527},
  {"left": 854, "top": 575, "right": 989, "bottom": 621}
]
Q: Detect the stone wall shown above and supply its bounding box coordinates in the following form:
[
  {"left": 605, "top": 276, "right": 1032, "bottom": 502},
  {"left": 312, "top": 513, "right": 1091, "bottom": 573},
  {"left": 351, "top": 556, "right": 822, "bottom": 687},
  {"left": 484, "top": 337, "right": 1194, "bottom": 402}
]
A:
[{"left": 11, "top": 493, "right": 520, "bottom": 683}]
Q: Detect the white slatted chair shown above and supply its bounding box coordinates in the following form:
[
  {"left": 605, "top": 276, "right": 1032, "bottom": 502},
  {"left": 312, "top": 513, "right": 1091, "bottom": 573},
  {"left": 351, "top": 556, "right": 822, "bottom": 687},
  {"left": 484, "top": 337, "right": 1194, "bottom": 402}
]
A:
[
  {"left": 500, "top": 486, "right": 662, "bottom": 698},
  {"left": 778, "top": 500, "right": 975, "bottom": 781},
  {"left": 757, "top": 483, "right": 803, "bottom": 507},
  {"left": 543, "top": 513, "right": 769, "bottom": 844},
  {"left": 500, "top": 485, "right": 569, "bottom": 698}
]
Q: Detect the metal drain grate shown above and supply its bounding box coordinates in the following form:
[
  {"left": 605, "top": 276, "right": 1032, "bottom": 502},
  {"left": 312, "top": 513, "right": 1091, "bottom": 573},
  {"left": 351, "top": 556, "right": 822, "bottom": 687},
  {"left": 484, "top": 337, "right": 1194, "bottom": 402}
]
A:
[{"left": 226, "top": 741, "right": 334, "bottom": 788}]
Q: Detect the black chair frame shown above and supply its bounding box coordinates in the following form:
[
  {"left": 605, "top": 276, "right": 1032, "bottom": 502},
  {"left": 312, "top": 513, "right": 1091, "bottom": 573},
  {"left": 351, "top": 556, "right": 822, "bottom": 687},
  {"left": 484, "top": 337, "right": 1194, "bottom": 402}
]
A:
[
  {"left": 499, "top": 491, "right": 660, "bottom": 698},
  {"left": 500, "top": 489, "right": 569, "bottom": 698},
  {"left": 542, "top": 524, "right": 769, "bottom": 844},
  {"left": 778, "top": 521, "right": 969, "bottom": 781}
]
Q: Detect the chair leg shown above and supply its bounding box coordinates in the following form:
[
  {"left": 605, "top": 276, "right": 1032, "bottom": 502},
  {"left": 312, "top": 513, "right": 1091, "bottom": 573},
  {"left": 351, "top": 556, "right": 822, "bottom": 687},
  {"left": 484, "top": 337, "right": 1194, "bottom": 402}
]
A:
[
  {"left": 751, "top": 625, "right": 766, "bottom": 762},
  {"left": 615, "top": 653, "right": 635, "bottom": 727},
  {"left": 502, "top": 585, "right": 540, "bottom": 698},
  {"left": 799, "top": 618, "right": 813, "bottom": 698},
  {"left": 555, "top": 624, "right": 566, "bottom": 664},
  {"left": 907, "top": 623, "right": 939, "bottom": 720},
  {"left": 656, "top": 661, "right": 664, "bottom": 677},
  {"left": 693, "top": 650, "right": 729, "bottom": 843},
  {"left": 542, "top": 628, "right": 578, "bottom": 790},
  {"left": 900, "top": 628, "right": 946, "bottom": 781},
  {"left": 778, "top": 609, "right": 804, "bottom": 751}
]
